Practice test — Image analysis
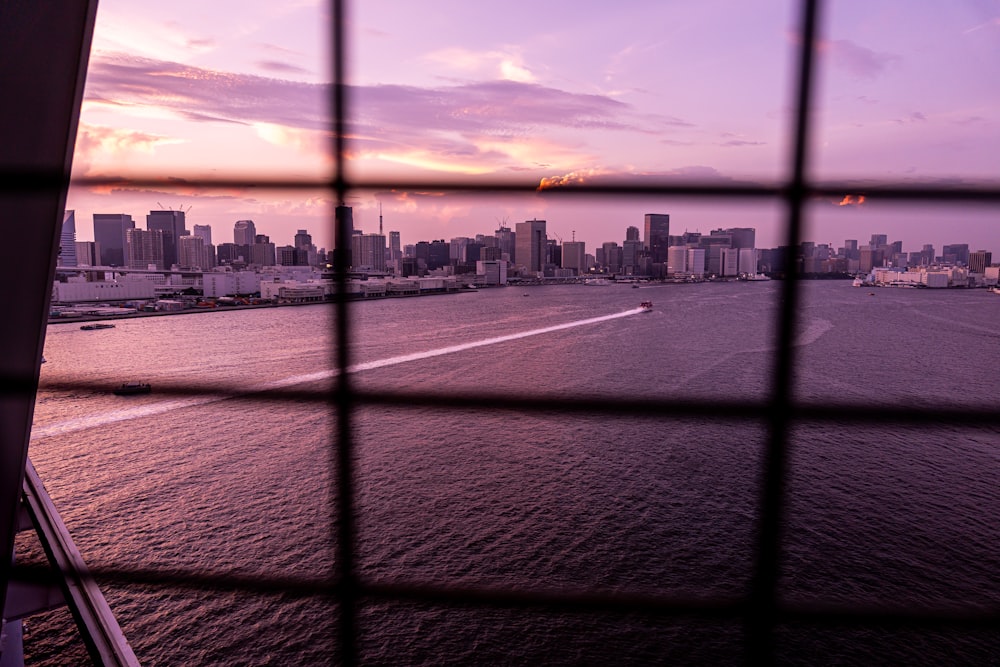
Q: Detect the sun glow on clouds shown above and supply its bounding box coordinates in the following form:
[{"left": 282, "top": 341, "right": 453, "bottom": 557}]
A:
[{"left": 424, "top": 47, "right": 536, "bottom": 83}]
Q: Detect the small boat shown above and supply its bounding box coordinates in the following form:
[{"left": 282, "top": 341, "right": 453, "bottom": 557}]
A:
[
  {"left": 640, "top": 301, "right": 653, "bottom": 312},
  {"left": 113, "top": 381, "right": 151, "bottom": 396},
  {"left": 81, "top": 323, "right": 115, "bottom": 330}
]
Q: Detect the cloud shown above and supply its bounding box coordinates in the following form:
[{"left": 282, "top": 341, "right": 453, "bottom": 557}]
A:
[
  {"left": 255, "top": 60, "right": 312, "bottom": 75},
  {"left": 424, "top": 47, "right": 537, "bottom": 83},
  {"left": 76, "top": 124, "right": 185, "bottom": 157},
  {"left": 85, "top": 53, "right": 328, "bottom": 130},
  {"left": 824, "top": 39, "right": 899, "bottom": 79},
  {"left": 537, "top": 165, "right": 746, "bottom": 191}
]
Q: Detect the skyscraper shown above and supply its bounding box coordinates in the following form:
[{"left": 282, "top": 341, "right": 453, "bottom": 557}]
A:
[
  {"left": 562, "top": 241, "right": 586, "bottom": 274},
  {"left": 643, "top": 214, "right": 670, "bottom": 264},
  {"left": 147, "top": 210, "right": 188, "bottom": 269},
  {"left": 234, "top": 220, "right": 256, "bottom": 247},
  {"left": 335, "top": 206, "right": 354, "bottom": 271},
  {"left": 93, "top": 213, "right": 135, "bottom": 266},
  {"left": 125, "top": 228, "right": 165, "bottom": 270},
  {"left": 58, "top": 211, "right": 77, "bottom": 267},
  {"left": 515, "top": 219, "right": 546, "bottom": 274}
]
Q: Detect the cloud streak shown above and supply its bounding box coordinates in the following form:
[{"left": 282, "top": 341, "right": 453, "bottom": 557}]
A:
[{"left": 86, "top": 53, "right": 693, "bottom": 175}]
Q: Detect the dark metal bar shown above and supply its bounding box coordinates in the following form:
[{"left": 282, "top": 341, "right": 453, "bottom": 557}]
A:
[
  {"left": 330, "top": 0, "right": 360, "bottom": 665},
  {"left": 748, "top": 0, "right": 822, "bottom": 663},
  {"left": 22, "top": 460, "right": 140, "bottom": 665},
  {"left": 0, "top": 0, "right": 99, "bottom": 652}
]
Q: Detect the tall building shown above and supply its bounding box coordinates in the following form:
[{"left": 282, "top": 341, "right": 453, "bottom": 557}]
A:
[
  {"left": 234, "top": 220, "right": 256, "bottom": 247},
  {"left": 515, "top": 219, "right": 546, "bottom": 274},
  {"left": 74, "top": 241, "right": 98, "bottom": 267},
  {"left": 667, "top": 245, "right": 687, "bottom": 275},
  {"left": 726, "top": 227, "right": 756, "bottom": 249},
  {"left": 147, "top": 210, "right": 188, "bottom": 269},
  {"left": 389, "top": 231, "right": 401, "bottom": 261},
  {"left": 334, "top": 206, "right": 354, "bottom": 270},
  {"left": 58, "top": 210, "right": 77, "bottom": 267},
  {"left": 125, "top": 228, "right": 165, "bottom": 270},
  {"left": 354, "top": 233, "right": 387, "bottom": 272},
  {"left": 495, "top": 224, "right": 516, "bottom": 263},
  {"left": 869, "top": 233, "right": 888, "bottom": 249},
  {"left": 251, "top": 234, "right": 276, "bottom": 267},
  {"left": 643, "top": 214, "right": 670, "bottom": 264},
  {"left": 622, "top": 239, "right": 643, "bottom": 275},
  {"left": 969, "top": 250, "right": 992, "bottom": 274},
  {"left": 602, "top": 242, "right": 622, "bottom": 273},
  {"left": 943, "top": 243, "right": 970, "bottom": 265},
  {"left": 193, "top": 224, "right": 212, "bottom": 247},
  {"left": 93, "top": 213, "right": 135, "bottom": 266},
  {"left": 178, "top": 235, "right": 209, "bottom": 270},
  {"left": 625, "top": 226, "right": 640, "bottom": 242},
  {"left": 562, "top": 241, "right": 586, "bottom": 274}
]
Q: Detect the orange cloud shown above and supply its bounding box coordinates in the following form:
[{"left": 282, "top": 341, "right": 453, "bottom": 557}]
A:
[{"left": 838, "top": 194, "right": 866, "bottom": 206}]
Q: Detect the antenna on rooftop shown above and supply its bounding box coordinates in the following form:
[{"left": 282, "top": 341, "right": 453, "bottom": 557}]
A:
[{"left": 379, "top": 201, "right": 383, "bottom": 236}]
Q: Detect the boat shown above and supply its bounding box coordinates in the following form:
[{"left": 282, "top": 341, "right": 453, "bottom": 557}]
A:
[
  {"left": 640, "top": 301, "right": 653, "bottom": 312},
  {"left": 112, "top": 381, "right": 151, "bottom": 396},
  {"left": 81, "top": 323, "right": 115, "bottom": 330}
]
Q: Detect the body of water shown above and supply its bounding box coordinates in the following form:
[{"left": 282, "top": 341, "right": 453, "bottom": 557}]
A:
[{"left": 20, "top": 281, "right": 1000, "bottom": 665}]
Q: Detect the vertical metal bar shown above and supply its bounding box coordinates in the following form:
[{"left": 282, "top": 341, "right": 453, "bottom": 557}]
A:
[
  {"left": 330, "top": 0, "right": 359, "bottom": 664},
  {"left": 746, "top": 0, "right": 822, "bottom": 663},
  {"left": 0, "top": 0, "right": 99, "bottom": 644}
]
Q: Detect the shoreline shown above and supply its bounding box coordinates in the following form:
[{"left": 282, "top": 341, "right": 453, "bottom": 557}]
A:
[{"left": 48, "top": 289, "right": 474, "bottom": 325}]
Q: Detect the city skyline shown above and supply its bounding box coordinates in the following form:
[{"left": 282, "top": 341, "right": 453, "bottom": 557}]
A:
[{"left": 65, "top": 1, "right": 1000, "bottom": 255}]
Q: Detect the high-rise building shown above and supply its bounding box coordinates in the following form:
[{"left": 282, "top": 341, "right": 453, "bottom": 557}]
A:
[
  {"left": 334, "top": 206, "right": 354, "bottom": 270},
  {"left": 643, "top": 214, "right": 670, "bottom": 264},
  {"left": 178, "top": 235, "right": 209, "bottom": 270},
  {"left": 389, "top": 231, "right": 401, "bottom": 261},
  {"left": 870, "top": 233, "right": 888, "bottom": 249},
  {"left": 562, "top": 241, "right": 586, "bottom": 274},
  {"left": 686, "top": 247, "right": 706, "bottom": 277},
  {"left": 969, "top": 250, "right": 992, "bottom": 274},
  {"left": 726, "top": 227, "right": 756, "bottom": 249},
  {"left": 625, "top": 226, "right": 640, "bottom": 242},
  {"left": 667, "top": 245, "right": 687, "bottom": 275},
  {"left": 74, "top": 241, "right": 98, "bottom": 267},
  {"left": 602, "top": 241, "right": 622, "bottom": 273},
  {"left": 354, "top": 233, "right": 387, "bottom": 271},
  {"left": 125, "top": 228, "right": 165, "bottom": 270},
  {"left": 943, "top": 243, "right": 970, "bottom": 265},
  {"left": 193, "top": 224, "right": 212, "bottom": 247},
  {"left": 495, "top": 224, "right": 516, "bottom": 263},
  {"left": 93, "top": 213, "right": 135, "bottom": 266},
  {"left": 622, "top": 239, "right": 643, "bottom": 275},
  {"left": 515, "top": 219, "right": 546, "bottom": 274},
  {"left": 147, "top": 210, "right": 188, "bottom": 269},
  {"left": 234, "top": 220, "right": 256, "bottom": 247},
  {"left": 58, "top": 210, "right": 77, "bottom": 267}
]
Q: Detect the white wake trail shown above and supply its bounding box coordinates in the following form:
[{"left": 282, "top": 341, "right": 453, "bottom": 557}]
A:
[{"left": 32, "top": 308, "right": 644, "bottom": 439}]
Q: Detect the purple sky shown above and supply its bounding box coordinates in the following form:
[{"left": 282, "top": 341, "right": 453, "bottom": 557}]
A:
[{"left": 67, "top": 0, "right": 1000, "bottom": 255}]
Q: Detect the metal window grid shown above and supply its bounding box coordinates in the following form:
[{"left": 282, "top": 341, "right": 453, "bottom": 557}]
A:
[{"left": 13, "top": 0, "right": 1000, "bottom": 664}]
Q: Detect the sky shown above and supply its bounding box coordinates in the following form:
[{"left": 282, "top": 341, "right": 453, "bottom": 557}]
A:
[{"left": 67, "top": 0, "right": 1000, "bottom": 255}]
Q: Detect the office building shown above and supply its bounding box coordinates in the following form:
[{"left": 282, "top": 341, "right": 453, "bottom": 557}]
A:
[
  {"left": 125, "top": 228, "right": 165, "bottom": 270},
  {"left": 93, "top": 213, "right": 135, "bottom": 266},
  {"left": 234, "top": 220, "right": 256, "bottom": 247},
  {"left": 969, "top": 250, "right": 992, "bottom": 274},
  {"left": 562, "top": 241, "right": 586, "bottom": 275},
  {"left": 58, "top": 210, "right": 77, "bottom": 267},
  {"left": 515, "top": 219, "right": 546, "bottom": 274},
  {"left": 643, "top": 214, "right": 670, "bottom": 264},
  {"left": 147, "top": 210, "right": 188, "bottom": 269}
]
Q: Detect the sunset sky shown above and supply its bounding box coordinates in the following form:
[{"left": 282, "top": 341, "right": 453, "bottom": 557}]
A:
[{"left": 67, "top": 0, "right": 1000, "bottom": 255}]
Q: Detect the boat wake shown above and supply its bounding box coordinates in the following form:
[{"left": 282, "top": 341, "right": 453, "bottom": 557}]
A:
[{"left": 32, "top": 309, "right": 645, "bottom": 438}]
